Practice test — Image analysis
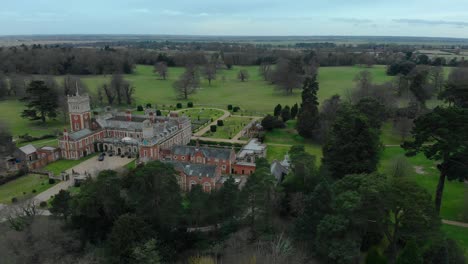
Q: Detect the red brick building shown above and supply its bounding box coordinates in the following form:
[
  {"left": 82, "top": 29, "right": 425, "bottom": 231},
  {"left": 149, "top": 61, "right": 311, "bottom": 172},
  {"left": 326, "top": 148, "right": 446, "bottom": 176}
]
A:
[
  {"left": 169, "top": 145, "right": 236, "bottom": 174},
  {"left": 170, "top": 162, "right": 222, "bottom": 192},
  {"left": 59, "top": 92, "right": 191, "bottom": 160}
]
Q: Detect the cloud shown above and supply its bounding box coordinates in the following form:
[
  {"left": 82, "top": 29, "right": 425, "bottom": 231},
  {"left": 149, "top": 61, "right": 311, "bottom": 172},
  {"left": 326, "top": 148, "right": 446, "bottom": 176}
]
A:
[
  {"left": 131, "top": 8, "right": 151, "bottom": 14},
  {"left": 333, "top": 18, "right": 373, "bottom": 24},
  {"left": 393, "top": 19, "right": 468, "bottom": 27},
  {"left": 161, "top": 9, "right": 183, "bottom": 16}
]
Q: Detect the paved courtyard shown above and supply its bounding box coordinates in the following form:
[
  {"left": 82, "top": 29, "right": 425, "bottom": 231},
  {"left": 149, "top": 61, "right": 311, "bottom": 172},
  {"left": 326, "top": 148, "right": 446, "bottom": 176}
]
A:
[{"left": 33, "top": 156, "right": 134, "bottom": 202}]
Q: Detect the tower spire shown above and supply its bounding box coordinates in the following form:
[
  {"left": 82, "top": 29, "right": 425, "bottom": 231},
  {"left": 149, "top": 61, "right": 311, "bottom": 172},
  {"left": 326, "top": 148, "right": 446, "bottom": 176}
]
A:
[{"left": 75, "top": 81, "right": 79, "bottom": 96}]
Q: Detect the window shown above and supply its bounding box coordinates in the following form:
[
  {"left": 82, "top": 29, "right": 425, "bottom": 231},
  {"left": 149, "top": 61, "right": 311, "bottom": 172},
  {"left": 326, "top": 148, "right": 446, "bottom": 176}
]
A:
[
  {"left": 181, "top": 156, "right": 185, "bottom": 160},
  {"left": 222, "top": 165, "right": 226, "bottom": 170},
  {"left": 173, "top": 155, "right": 177, "bottom": 160}
]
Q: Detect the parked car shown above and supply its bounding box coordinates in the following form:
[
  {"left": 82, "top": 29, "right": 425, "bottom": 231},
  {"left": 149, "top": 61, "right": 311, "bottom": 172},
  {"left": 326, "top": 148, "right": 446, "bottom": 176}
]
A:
[
  {"left": 120, "top": 154, "right": 125, "bottom": 158},
  {"left": 108, "top": 151, "right": 114, "bottom": 157},
  {"left": 98, "top": 155, "right": 105, "bottom": 161}
]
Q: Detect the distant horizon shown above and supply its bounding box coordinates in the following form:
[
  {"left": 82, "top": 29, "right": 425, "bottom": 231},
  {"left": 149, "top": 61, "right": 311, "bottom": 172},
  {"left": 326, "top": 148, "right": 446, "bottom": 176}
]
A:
[
  {"left": 2, "top": 0, "right": 468, "bottom": 38},
  {"left": 1, "top": 34, "right": 468, "bottom": 41}
]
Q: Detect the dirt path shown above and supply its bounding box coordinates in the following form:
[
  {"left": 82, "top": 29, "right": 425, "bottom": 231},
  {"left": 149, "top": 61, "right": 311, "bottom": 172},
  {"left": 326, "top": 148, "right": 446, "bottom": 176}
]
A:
[
  {"left": 192, "top": 136, "right": 248, "bottom": 145},
  {"left": 442, "top": 219, "right": 468, "bottom": 228}
]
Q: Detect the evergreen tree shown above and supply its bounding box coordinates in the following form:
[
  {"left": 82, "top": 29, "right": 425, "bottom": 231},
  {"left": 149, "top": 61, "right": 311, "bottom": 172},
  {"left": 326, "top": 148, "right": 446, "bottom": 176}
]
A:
[
  {"left": 322, "top": 104, "right": 382, "bottom": 179},
  {"left": 290, "top": 103, "right": 299, "bottom": 119},
  {"left": 274, "top": 104, "right": 282, "bottom": 117},
  {"left": 281, "top": 105, "right": 291, "bottom": 122},
  {"left": 297, "top": 75, "right": 320, "bottom": 138},
  {"left": 396, "top": 240, "right": 423, "bottom": 264},
  {"left": 402, "top": 106, "right": 468, "bottom": 213},
  {"left": 21, "top": 80, "right": 59, "bottom": 123}
]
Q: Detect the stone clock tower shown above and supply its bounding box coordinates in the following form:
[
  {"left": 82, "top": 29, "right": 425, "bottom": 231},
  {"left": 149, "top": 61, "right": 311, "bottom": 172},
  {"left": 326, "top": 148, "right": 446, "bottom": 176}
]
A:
[{"left": 67, "top": 89, "right": 91, "bottom": 132}]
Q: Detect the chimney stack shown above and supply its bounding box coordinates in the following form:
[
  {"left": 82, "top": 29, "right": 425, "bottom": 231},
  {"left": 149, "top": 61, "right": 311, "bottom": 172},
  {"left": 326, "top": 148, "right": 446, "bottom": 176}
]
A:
[
  {"left": 149, "top": 112, "right": 155, "bottom": 123},
  {"left": 63, "top": 128, "right": 69, "bottom": 141},
  {"left": 126, "top": 110, "right": 132, "bottom": 121}
]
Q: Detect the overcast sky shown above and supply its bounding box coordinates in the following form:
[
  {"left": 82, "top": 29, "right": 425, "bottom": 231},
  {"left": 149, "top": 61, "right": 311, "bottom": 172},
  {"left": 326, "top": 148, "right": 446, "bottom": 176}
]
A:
[{"left": 1, "top": 0, "right": 468, "bottom": 38}]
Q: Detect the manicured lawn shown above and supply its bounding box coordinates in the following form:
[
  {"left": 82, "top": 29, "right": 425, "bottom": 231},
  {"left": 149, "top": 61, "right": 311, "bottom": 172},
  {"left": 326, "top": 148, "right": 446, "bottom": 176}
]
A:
[
  {"left": 179, "top": 108, "right": 225, "bottom": 131},
  {"left": 79, "top": 65, "right": 392, "bottom": 115},
  {"left": 264, "top": 120, "right": 322, "bottom": 163},
  {"left": 0, "top": 100, "right": 66, "bottom": 138},
  {"left": 44, "top": 154, "right": 97, "bottom": 176},
  {"left": 0, "top": 174, "right": 58, "bottom": 204},
  {"left": 203, "top": 116, "right": 252, "bottom": 139},
  {"left": 380, "top": 146, "right": 466, "bottom": 222},
  {"left": 442, "top": 224, "right": 468, "bottom": 257},
  {"left": 17, "top": 137, "right": 59, "bottom": 148}
]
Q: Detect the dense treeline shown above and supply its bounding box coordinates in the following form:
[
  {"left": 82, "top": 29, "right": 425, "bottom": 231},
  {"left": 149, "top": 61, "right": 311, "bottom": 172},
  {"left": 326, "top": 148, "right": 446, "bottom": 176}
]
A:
[{"left": 0, "top": 45, "right": 134, "bottom": 75}]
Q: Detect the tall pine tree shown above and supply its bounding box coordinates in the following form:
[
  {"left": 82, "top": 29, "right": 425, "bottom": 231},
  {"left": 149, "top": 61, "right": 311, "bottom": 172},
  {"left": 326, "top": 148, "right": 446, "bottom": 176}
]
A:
[
  {"left": 297, "top": 75, "right": 320, "bottom": 138},
  {"left": 322, "top": 104, "right": 382, "bottom": 179}
]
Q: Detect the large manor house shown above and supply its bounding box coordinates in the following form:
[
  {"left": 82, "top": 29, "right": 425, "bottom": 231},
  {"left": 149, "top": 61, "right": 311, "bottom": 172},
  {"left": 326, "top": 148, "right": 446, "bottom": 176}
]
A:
[
  {"left": 55, "top": 92, "right": 267, "bottom": 191},
  {"left": 59, "top": 91, "right": 192, "bottom": 161}
]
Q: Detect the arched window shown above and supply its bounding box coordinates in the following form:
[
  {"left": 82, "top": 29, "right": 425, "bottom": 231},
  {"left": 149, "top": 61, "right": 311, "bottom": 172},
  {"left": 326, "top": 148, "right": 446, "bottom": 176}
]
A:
[{"left": 203, "top": 182, "right": 211, "bottom": 192}]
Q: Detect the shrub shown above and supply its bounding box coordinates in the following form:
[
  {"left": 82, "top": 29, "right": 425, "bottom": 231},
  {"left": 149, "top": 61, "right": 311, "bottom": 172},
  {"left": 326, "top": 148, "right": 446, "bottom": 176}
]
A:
[
  {"left": 156, "top": 110, "right": 162, "bottom": 116},
  {"left": 49, "top": 178, "right": 56, "bottom": 184},
  {"left": 233, "top": 106, "right": 240, "bottom": 112},
  {"left": 365, "top": 247, "right": 387, "bottom": 264},
  {"left": 11, "top": 197, "right": 18, "bottom": 203},
  {"left": 137, "top": 105, "right": 144, "bottom": 111},
  {"left": 32, "top": 189, "right": 37, "bottom": 193},
  {"left": 228, "top": 105, "right": 233, "bottom": 110},
  {"left": 210, "top": 125, "right": 217, "bottom": 132},
  {"left": 176, "top": 103, "right": 182, "bottom": 109},
  {"left": 146, "top": 103, "right": 152, "bottom": 108},
  {"left": 217, "top": 120, "right": 224, "bottom": 126},
  {"left": 40, "top": 201, "right": 47, "bottom": 208},
  {"left": 187, "top": 102, "right": 194, "bottom": 108}
]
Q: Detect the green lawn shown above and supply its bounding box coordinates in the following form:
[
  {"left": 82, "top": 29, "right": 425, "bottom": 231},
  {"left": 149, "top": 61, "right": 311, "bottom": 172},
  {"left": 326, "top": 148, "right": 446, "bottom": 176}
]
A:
[
  {"left": 0, "top": 174, "right": 58, "bottom": 204},
  {"left": 203, "top": 116, "right": 252, "bottom": 139},
  {"left": 380, "top": 146, "right": 466, "bottom": 222},
  {"left": 179, "top": 108, "right": 224, "bottom": 120},
  {"left": 78, "top": 65, "right": 392, "bottom": 115},
  {"left": 44, "top": 154, "right": 97, "bottom": 176},
  {"left": 17, "top": 137, "right": 59, "bottom": 148},
  {"left": 265, "top": 120, "right": 322, "bottom": 163},
  {"left": 0, "top": 100, "right": 66, "bottom": 138},
  {"left": 442, "top": 224, "right": 468, "bottom": 258}
]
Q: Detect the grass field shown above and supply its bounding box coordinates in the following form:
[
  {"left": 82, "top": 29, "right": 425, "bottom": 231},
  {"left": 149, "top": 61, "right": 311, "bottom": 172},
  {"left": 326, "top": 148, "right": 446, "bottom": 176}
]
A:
[
  {"left": 44, "top": 154, "right": 97, "bottom": 176},
  {"left": 442, "top": 224, "right": 468, "bottom": 257},
  {"left": 0, "top": 100, "right": 66, "bottom": 138},
  {"left": 78, "top": 64, "right": 392, "bottom": 114},
  {"left": 203, "top": 116, "right": 252, "bottom": 139},
  {"left": 0, "top": 174, "right": 58, "bottom": 204}
]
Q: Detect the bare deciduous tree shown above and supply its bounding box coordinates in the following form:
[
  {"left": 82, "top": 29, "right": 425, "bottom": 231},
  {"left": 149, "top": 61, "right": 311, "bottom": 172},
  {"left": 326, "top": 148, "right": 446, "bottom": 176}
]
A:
[
  {"left": 203, "top": 62, "right": 217, "bottom": 85},
  {"left": 259, "top": 63, "right": 273, "bottom": 81},
  {"left": 237, "top": 69, "right": 250, "bottom": 82},
  {"left": 271, "top": 57, "right": 304, "bottom": 95},
  {"left": 173, "top": 66, "right": 200, "bottom": 99},
  {"left": 102, "top": 83, "right": 115, "bottom": 105},
  {"left": 393, "top": 116, "right": 413, "bottom": 141},
  {"left": 154, "top": 62, "right": 168, "bottom": 80}
]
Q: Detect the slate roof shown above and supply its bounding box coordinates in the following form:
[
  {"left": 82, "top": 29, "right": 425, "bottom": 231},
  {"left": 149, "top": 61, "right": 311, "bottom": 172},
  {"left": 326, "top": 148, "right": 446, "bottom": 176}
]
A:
[
  {"left": 40, "top": 146, "right": 57, "bottom": 151},
  {"left": 270, "top": 160, "right": 289, "bottom": 182},
  {"left": 18, "top": 144, "right": 37, "bottom": 155},
  {"left": 171, "top": 145, "right": 233, "bottom": 160},
  {"left": 237, "top": 138, "right": 266, "bottom": 158},
  {"left": 168, "top": 161, "right": 219, "bottom": 178},
  {"left": 69, "top": 128, "right": 94, "bottom": 140}
]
